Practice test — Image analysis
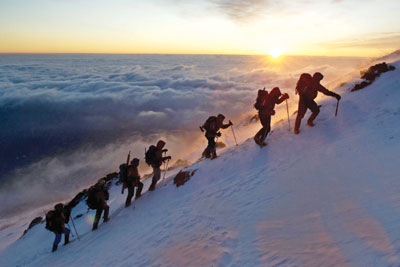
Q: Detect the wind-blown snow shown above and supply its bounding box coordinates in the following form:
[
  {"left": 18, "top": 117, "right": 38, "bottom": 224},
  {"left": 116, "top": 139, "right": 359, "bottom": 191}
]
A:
[{"left": 0, "top": 53, "right": 399, "bottom": 266}]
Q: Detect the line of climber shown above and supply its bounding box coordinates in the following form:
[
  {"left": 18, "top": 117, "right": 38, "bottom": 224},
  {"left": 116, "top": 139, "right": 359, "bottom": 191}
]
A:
[{"left": 44, "top": 71, "right": 340, "bottom": 252}]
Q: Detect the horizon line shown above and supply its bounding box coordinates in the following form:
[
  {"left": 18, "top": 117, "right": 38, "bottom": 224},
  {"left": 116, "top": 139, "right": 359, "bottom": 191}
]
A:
[{"left": 0, "top": 52, "right": 370, "bottom": 59}]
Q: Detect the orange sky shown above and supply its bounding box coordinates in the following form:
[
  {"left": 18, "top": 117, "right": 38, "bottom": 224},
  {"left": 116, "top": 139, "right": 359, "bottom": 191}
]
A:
[{"left": 1, "top": 0, "right": 399, "bottom": 57}]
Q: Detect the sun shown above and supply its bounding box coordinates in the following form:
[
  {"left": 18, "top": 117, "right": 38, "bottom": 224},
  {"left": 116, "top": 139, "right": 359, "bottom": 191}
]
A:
[{"left": 269, "top": 48, "right": 283, "bottom": 58}]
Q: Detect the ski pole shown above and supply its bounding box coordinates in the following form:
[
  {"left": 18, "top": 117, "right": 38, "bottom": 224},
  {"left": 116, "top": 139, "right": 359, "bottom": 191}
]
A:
[
  {"left": 335, "top": 99, "right": 340, "bottom": 117},
  {"left": 70, "top": 215, "right": 80, "bottom": 241},
  {"left": 285, "top": 99, "right": 291, "bottom": 131},
  {"left": 231, "top": 126, "right": 238, "bottom": 146}
]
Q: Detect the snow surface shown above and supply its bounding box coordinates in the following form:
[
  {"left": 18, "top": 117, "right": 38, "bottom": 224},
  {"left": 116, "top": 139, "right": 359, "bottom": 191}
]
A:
[{"left": 1, "top": 55, "right": 400, "bottom": 266}]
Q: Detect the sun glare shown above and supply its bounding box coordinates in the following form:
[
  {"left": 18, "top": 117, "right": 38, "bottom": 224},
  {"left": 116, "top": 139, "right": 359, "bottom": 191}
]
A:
[{"left": 269, "top": 48, "right": 283, "bottom": 58}]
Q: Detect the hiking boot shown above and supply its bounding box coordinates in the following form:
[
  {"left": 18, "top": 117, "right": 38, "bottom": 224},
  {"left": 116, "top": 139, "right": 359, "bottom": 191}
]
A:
[
  {"left": 64, "top": 234, "right": 70, "bottom": 245},
  {"left": 92, "top": 224, "right": 98, "bottom": 231},
  {"left": 135, "top": 194, "right": 141, "bottom": 200},
  {"left": 260, "top": 142, "right": 267, "bottom": 147},
  {"left": 254, "top": 136, "right": 261, "bottom": 145},
  {"left": 294, "top": 128, "right": 300, "bottom": 135},
  {"left": 307, "top": 121, "right": 315, "bottom": 127},
  {"left": 103, "top": 217, "right": 109, "bottom": 223},
  {"left": 52, "top": 244, "right": 58, "bottom": 252}
]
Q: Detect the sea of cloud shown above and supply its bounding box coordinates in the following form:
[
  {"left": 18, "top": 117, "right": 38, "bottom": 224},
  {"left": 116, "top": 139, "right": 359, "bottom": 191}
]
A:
[{"left": 0, "top": 54, "right": 368, "bottom": 217}]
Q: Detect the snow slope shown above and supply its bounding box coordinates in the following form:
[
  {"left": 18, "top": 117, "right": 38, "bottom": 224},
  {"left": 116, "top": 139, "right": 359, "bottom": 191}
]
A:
[{"left": 1, "top": 56, "right": 400, "bottom": 266}]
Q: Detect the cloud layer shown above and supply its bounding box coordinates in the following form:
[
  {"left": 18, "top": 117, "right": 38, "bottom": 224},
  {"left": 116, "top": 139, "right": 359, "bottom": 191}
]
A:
[{"left": 0, "top": 54, "right": 367, "bottom": 216}]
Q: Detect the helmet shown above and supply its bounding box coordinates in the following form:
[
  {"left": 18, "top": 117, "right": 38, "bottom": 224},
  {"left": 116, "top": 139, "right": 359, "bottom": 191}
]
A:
[
  {"left": 131, "top": 158, "right": 140, "bottom": 165},
  {"left": 217, "top": 114, "right": 225, "bottom": 120},
  {"left": 313, "top": 72, "right": 324, "bottom": 81},
  {"left": 54, "top": 203, "right": 64, "bottom": 211},
  {"left": 270, "top": 87, "right": 281, "bottom": 97}
]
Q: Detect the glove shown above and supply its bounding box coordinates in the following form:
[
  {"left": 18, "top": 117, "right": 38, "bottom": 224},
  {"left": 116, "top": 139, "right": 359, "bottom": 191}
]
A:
[
  {"left": 269, "top": 110, "right": 276, "bottom": 116},
  {"left": 217, "top": 132, "right": 221, "bottom": 137},
  {"left": 166, "top": 156, "right": 172, "bottom": 160},
  {"left": 162, "top": 149, "right": 168, "bottom": 153},
  {"left": 335, "top": 94, "right": 341, "bottom": 101},
  {"left": 283, "top": 93, "right": 289, "bottom": 100},
  {"left": 199, "top": 126, "right": 204, "bottom": 132},
  {"left": 229, "top": 120, "right": 233, "bottom": 126}
]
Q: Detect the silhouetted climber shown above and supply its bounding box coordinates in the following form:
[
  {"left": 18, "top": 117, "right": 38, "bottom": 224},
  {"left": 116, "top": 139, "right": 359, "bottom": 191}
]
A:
[
  {"left": 125, "top": 158, "right": 143, "bottom": 207},
  {"left": 294, "top": 72, "right": 341, "bottom": 134},
  {"left": 200, "top": 114, "right": 232, "bottom": 159},
  {"left": 254, "top": 87, "right": 289, "bottom": 146},
  {"left": 146, "top": 140, "right": 171, "bottom": 191},
  {"left": 45, "top": 203, "right": 70, "bottom": 252},
  {"left": 87, "top": 179, "right": 110, "bottom": 230}
]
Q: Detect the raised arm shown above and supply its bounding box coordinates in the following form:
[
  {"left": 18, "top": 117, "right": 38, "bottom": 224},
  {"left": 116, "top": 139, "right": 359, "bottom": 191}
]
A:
[
  {"left": 317, "top": 84, "right": 341, "bottom": 100},
  {"left": 221, "top": 120, "right": 233, "bottom": 129},
  {"left": 276, "top": 93, "right": 289, "bottom": 104}
]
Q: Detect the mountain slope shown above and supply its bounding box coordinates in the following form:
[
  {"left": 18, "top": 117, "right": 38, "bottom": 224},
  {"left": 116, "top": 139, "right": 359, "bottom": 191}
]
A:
[{"left": 1, "top": 58, "right": 400, "bottom": 266}]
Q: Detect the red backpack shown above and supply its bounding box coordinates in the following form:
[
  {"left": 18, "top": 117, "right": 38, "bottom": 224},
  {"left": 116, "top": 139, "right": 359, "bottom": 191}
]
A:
[
  {"left": 296, "top": 73, "right": 312, "bottom": 95},
  {"left": 254, "top": 88, "right": 269, "bottom": 110}
]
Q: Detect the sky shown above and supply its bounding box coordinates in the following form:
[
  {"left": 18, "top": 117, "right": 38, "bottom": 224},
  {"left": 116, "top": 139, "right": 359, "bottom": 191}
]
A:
[{"left": 0, "top": 0, "right": 399, "bottom": 56}]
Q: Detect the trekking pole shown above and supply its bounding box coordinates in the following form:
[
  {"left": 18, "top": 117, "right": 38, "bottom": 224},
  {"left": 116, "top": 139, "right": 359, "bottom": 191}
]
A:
[
  {"left": 67, "top": 223, "right": 75, "bottom": 238},
  {"left": 335, "top": 99, "right": 340, "bottom": 117},
  {"left": 285, "top": 99, "right": 291, "bottom": 131},
  {"left": 162, "top": 158, "right": 170, "bottom": 186},
  {"left": 231, "top": 126, "right": 238, "bottom": 146},
  {"left": 70, "top": 215, "right": 80, "bottom": 241}
]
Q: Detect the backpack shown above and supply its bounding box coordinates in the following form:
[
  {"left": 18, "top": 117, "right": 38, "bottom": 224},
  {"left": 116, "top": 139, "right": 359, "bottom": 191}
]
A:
[
  {"left": 254, "top": 89, "right": 269, "bottom": 110},
  {"left": 296, "top": 73, "right": 312, "bottom": 95},
  {"left": 119, "top": 163, "right": 128, "bottom": 183},
  {"left": 45, "top": 210, "right": 56, "bottom": 232},
  {"left": 86, "top": 186, "right": 99, "bottom": 209},
  {"left": 202, "top": 116, "right": 218, "bottom": 132},
  {"left": 145, "top": 145, "right": 158, "bottom": 166}
]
